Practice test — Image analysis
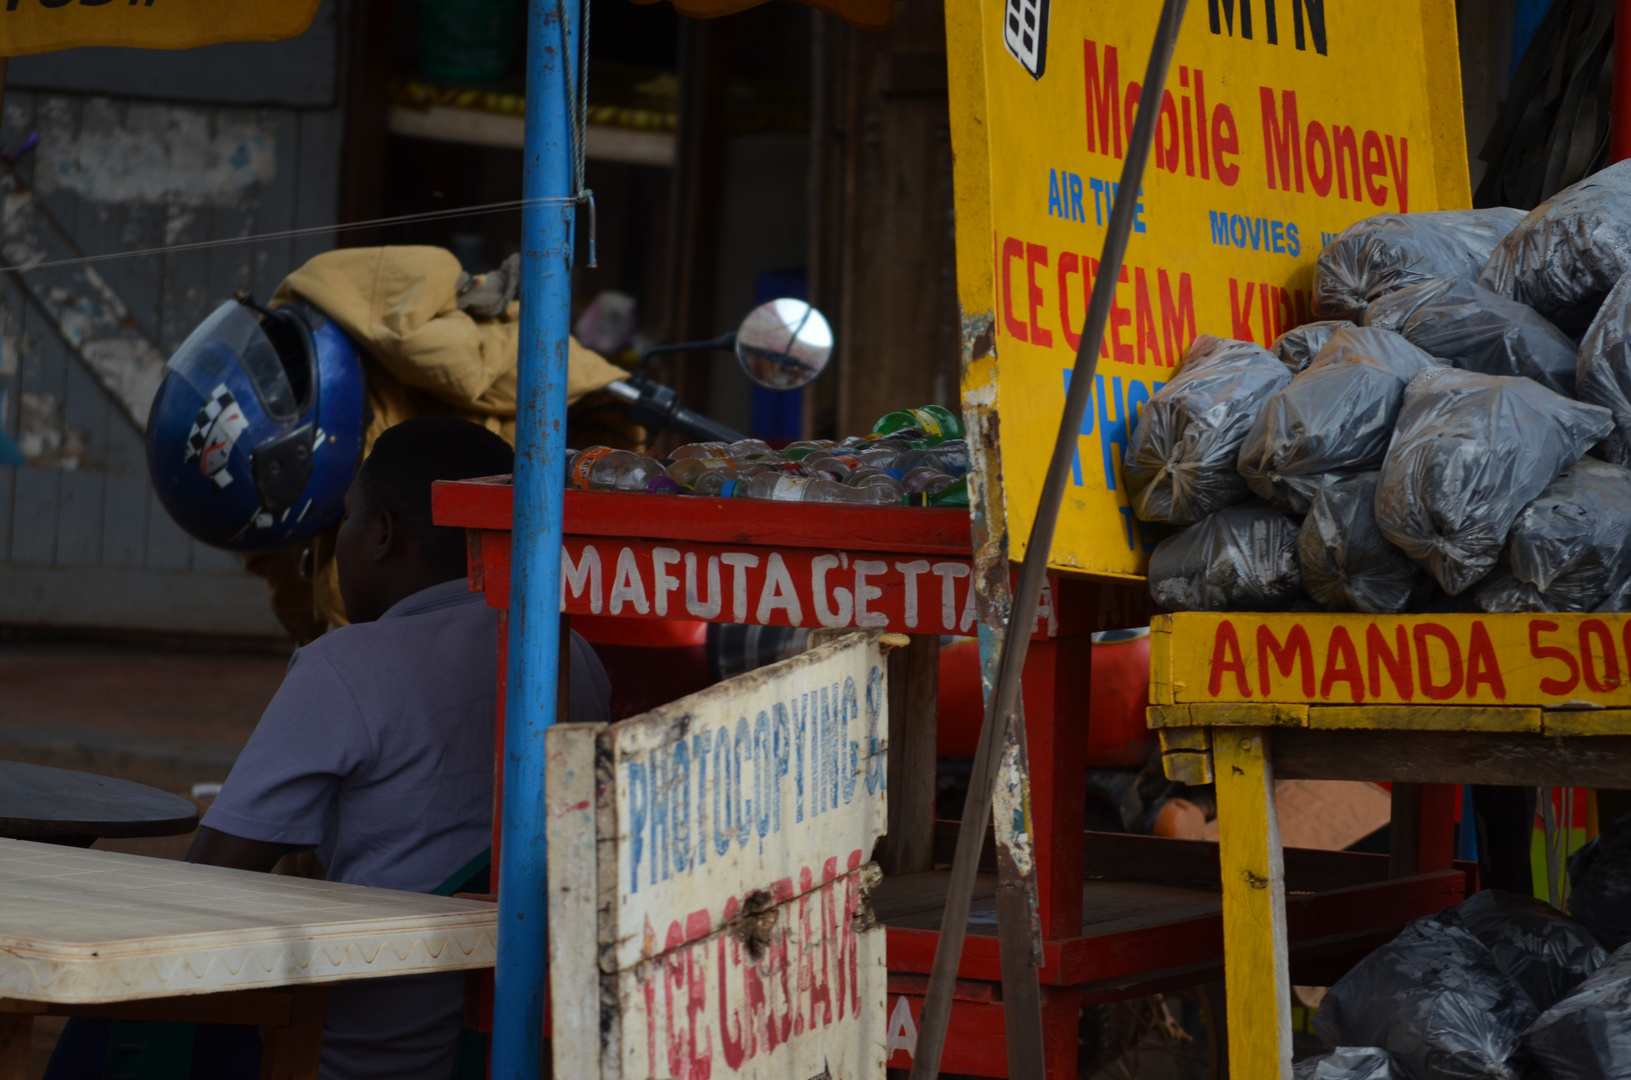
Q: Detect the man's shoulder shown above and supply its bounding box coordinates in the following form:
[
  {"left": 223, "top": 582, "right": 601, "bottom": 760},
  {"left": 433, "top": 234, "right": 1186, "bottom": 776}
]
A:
[{"left": 292, "top": 589, "right": 496, "bottom": 691}]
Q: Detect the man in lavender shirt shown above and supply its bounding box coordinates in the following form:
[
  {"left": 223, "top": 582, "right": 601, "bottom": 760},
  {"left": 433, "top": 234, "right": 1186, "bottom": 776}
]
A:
[{"left": 191, "top": 417, "right": 610, "bottom": 1079}]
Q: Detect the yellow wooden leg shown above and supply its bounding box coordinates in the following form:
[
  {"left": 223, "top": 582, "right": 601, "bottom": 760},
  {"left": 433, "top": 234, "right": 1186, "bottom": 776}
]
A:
[{"left": 1214, "top": 727, "right": 1292, "bottom": 1080}]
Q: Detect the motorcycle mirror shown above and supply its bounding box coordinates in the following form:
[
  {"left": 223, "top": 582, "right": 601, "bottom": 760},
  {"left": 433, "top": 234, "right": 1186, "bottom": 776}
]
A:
[{"left": 734, "top": 298, "right": 833, "bottom": 391}]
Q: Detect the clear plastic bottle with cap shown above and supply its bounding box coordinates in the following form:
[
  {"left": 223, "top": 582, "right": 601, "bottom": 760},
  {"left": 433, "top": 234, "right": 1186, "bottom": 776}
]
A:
[
  {"left": 666, "top": 455, "right": 732, "bottom": 489},
  {"left": 569, "top": 447, "right": 673, "bottom": 493},
  {"left": 726, "top": 472, "right": 898, "bottom": 505}
]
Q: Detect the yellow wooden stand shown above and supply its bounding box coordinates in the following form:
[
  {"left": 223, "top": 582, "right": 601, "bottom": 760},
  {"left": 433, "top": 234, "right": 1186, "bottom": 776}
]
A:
[{"left": 1152, "top": 611, "right": 1631, "bottom": 1078}]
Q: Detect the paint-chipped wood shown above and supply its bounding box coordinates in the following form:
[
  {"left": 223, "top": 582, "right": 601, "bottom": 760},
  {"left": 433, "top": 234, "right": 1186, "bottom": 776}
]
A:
[
  {"left": 1147, "top": 702, "right": 1308, "bottom": 729},
  {"left": 547, "top": 633, "right": 889, "bottom": 1078},
  {"left": 1161, "top": 750, "right": 1213, "bottom": 785},
  {"left": 1309, "top": 705, "right": 1542, "bottom": 733},
  {"left": 1542, "top": 708, "right": 1631, "bottom": 737},
  {"left": 1157, "top": 727, "right": 1210, "bottom": 753},
  {"left": 1213, "top": 728, "right": 1292, "bottom": 1080}
]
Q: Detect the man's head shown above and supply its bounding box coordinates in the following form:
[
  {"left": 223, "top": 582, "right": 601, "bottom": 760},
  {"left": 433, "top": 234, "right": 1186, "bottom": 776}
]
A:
[{"left": 335, "top": 417, "right": 513, "bottom": 623}]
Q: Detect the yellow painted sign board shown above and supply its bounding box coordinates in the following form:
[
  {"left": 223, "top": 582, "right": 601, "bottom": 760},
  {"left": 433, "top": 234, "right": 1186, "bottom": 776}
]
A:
[
  {"left": 950, "top": 0, "right": 1470, "bottom": 581},
  {"left": 1154, "top": 612, "right": 1631, "bottom": 709},
  {"left": 0, "top": 0, "right": 319, "bottom": 57}
]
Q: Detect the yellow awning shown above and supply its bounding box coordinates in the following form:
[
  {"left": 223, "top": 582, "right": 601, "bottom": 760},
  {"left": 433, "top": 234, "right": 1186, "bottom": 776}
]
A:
[{"left": 0, "top": 0, "right": 321, "bottom": 57}]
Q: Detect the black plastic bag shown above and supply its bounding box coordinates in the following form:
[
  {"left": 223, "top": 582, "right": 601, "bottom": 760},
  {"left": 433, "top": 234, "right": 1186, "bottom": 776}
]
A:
[
  {"left": 1375, "top": 367, "right": 1613, "bottom": 595},
  {"left": 1124, "top": 335, "right": 1291, "bottom": 524},
  {"left": 1574, "top": 271, "right": 1631, "bottom": 465},
  {"left": 1481, "top": 158, "right": 1631, "bottom": 335},
  {"left": 1363, "top": 276, "right": 1579, "bottom": 396},
  {"left": 1318, "top": 208, "right": 1524, "bottom": 322},
  {"left": 1293, "top": 1048, "right": 1400, "bottom": 1080},
  {"left": 1597, "top": 574, "right": 1631, "bottom": 613},
  {"left": 1238, "top": 327, "right": 1441, "bottom": 513},
  {"left": 1522, "top": 945, "right": 1631, "bottom": 1080},
  {"left": 1458, "top": 890, "right": 1606, "bottom": 1012},
  {"left": 1476, "top": 457, "right": 1631, "bottom": 613},
  {"left": 1298, "top": 473, "right": 1426, "bottom": 614},
  {"left": 1275, "top": 319, "right": 1355, "bottom": 374},
  {"left": 1567, "top": 817, "right": 1631, "bottom": 951},
  {"left": 1314, "top": 908, "right": 1537, "bottom": 1080},
  {"left": 1147, "top": 501, "right": 1303, "bottom": 612}
]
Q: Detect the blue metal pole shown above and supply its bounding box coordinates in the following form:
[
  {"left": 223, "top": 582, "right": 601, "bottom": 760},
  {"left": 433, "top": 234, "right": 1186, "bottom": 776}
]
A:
[{"left": 492, "top": 0, "right": 577, "bottom": 1075}]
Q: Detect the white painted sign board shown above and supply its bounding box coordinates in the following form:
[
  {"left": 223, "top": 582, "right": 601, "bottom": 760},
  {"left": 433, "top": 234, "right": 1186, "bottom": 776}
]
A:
[{"left": 547, "top": 632, "right": 890, "bottom": 1080}]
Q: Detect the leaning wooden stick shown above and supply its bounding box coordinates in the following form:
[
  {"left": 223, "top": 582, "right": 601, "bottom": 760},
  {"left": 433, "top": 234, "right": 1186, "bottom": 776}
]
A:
[{"left": 906, "top": 1, "right": 1190, "bottom": 1075}]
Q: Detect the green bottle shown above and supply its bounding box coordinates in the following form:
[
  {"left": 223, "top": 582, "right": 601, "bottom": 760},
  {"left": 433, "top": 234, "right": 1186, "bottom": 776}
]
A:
[
  {"left": 904, "top": 477, "right": 969, "bottom": 508},
  {"left": 872, "top": 405, "right": 964, "bottom": 444}
]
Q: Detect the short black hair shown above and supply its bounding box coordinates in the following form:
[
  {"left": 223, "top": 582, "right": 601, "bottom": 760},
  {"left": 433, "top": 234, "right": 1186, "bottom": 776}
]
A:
[{"left": 354, "top": 417, "right": 514, "bottom": 579}]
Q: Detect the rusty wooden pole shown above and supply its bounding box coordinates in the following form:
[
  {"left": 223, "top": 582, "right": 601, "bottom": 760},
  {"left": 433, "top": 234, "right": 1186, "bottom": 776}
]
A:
[{"left": 906, "top": 1, "right": 1188, "bottom": 1075}]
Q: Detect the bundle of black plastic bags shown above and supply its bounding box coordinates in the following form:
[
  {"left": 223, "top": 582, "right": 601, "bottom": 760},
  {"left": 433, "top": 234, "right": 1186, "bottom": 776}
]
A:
[
  {"left": 1297, "top": 820, "right": 1631, "bottom": 1080},
  {"left": 1138, "top": 159, "right": 1631, "bottom": 615}
]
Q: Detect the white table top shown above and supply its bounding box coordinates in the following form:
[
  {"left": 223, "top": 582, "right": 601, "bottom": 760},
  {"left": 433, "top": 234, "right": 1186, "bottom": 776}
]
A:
[{"left": 0, "top": 839, "right": 497, "bottom": 1004}]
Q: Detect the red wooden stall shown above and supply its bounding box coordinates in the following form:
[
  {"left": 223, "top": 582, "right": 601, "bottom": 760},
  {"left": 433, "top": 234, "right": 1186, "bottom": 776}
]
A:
[{"left": 434, "top": 478, "right": 1470, "bottom": 1077}]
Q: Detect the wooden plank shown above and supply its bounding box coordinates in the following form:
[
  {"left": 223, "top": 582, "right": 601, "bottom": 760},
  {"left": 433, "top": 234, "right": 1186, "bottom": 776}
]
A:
[
  {"left": 1213, "top": 728, "right": 1292, "bottom": 1080},
  {"left": 1148, "top": 702, "right": 1308, "bottom": 728},
  {"left": 1544, "top": 709, "right": 1631, "bottom": 736},
  {"left": 1310, "top": 705, "right": 1541, "bottom": 732},
  {"left": 878, "top": 634, "right": 937, "bottom": 875},
  {"left": 1158, "top": 727, "right": 1210, "bottom": 753},
  {"left": 1162, "top": 750, "right": 1213, "bottom": 785},
  {"left": 879, "top": 868, "right": 1465, "bottom": 989},
  {"left": 594, "top": 634, "right": 889, "bottom": 974},
  {"left": 431, "top": 483, "right": 974, "bottom": 556},
  {"left": 586, "top": 633, "right": 891, "bottom": 1077},
  {"left": 545, "top": 722, "right": 604, "bottom": 1079},
  {"left": 498, "top": 533, "right": 977, "bottom": 635},
  {"left": 1150, "top": 615, "right": 1176, "bottom": 705},
  {"left": 1164, "top": 611, "right": 1631, "bottom": 710},
  {"left": 0, "top": 839, "right": 497, "bottom": 1004},
  {"left": 1274, "top": 729, "right": 1631, "bottom": 786}
]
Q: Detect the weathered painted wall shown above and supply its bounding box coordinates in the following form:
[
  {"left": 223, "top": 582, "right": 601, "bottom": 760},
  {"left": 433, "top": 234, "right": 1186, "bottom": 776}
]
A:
[{"left": 0, "top": 86, "right": 343, "bottom": 637}]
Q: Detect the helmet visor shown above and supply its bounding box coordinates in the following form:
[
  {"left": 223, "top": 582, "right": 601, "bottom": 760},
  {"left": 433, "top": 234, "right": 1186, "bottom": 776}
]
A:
[{"left": 165, "top": 301, "right": 299, "bottom": 423}]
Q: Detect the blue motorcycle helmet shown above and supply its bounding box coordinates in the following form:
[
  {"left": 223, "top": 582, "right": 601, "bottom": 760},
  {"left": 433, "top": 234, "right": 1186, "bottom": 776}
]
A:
[{"left": 146, "top": 296, "right": 367, "bottom": 552}]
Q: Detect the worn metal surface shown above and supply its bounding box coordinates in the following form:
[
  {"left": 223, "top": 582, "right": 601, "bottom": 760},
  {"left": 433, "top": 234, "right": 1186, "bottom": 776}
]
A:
[
  {"left": 546, "top": 633, "right": 889, "bottom": 1078},
  {"left": 0, "top": 89, "right": 341, "bottom": 635}
]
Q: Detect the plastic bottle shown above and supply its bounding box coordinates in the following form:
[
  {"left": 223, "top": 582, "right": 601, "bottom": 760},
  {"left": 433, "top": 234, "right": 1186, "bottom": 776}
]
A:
[
  {"left": 666, "top": 456, "right": 731, "bottom": 488},
  {"left": 904, "top": 476, "right": 969, "bottom": 507},
  {"left": 804, "top": 451, "right": 861, "bottom": 481},
  {"left": 570, "top": 447, "right": 667, "bottom": 492},
  {"left": 672, "top": 441, "right": 730, "bottom": 460},
  {"left": 930, "top": 440, "right": 970, "bottom": 476},
  {"left": 728, "top": 438, "right": 773, "bottom": 457},
  {"left": 690, "top": 468, "right": 741, "bottom": 497},
  {"left": 872, "top": 405, "right": 964, "bottom": 443},
  {"left": 857, "top": 444, "right": 904, "bottom": 468},
  {"left": 901, "top": 466, "right": 956, "bottom": 495}
]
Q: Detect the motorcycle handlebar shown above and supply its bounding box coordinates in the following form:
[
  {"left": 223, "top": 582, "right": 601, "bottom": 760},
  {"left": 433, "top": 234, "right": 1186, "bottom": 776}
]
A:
[{"left": 605, "top": 379, "right": 746, "bottom": 445}]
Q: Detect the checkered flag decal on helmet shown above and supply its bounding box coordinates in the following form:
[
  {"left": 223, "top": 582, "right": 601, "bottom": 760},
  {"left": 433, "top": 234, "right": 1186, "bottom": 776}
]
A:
[
  {"left": 184, "top": 385, "right": 237, "bottom": 463},
  {"left": 182, "top": 383, "right": 250, "bottom": 490}
]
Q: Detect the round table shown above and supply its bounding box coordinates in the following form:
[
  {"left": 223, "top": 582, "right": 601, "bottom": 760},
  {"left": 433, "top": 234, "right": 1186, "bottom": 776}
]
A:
[{"left": 0, "top": 761, "right": 200, "bottom": 845}]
